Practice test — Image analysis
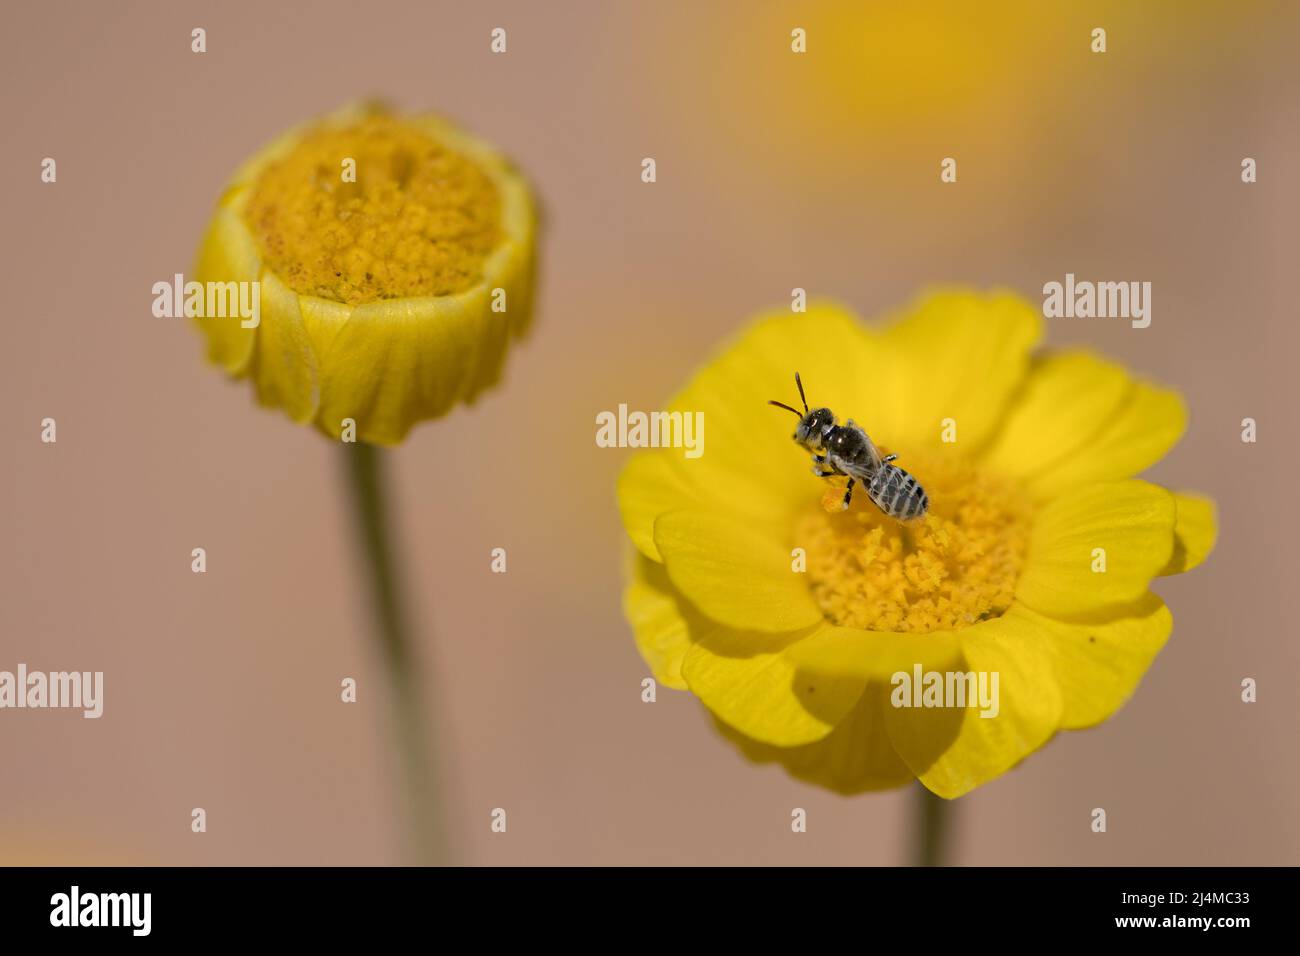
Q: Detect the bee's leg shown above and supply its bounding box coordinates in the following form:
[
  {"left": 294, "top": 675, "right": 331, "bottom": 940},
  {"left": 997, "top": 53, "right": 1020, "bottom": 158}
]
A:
[
  {"left": 841, "top": 477, "right": 855, "bottom": 510},
  {"left": 811, "top": 454, "right": 835, "bottom": 478},
  {"left": 882, "top": 454, "right": 898, "bottom": 463}
]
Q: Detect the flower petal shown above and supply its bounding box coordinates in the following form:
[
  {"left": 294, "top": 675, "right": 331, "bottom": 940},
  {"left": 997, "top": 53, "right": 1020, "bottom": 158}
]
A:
[
  {"left": 683, "top": 627, "right": 866, "bottom": 747},
  {"left": 1159, "top": 491, "right": 1217, "bottom": 576},
  {"left": 297, "top": 294, "right": 352, "bottom": 364},
  {"left": 1015, "top": 480, "right": 1176, "bottom": 618},
  {"left": 1030, "top": 380, "right": 1187, "bottom": 497},
  {"left": 981, "top": 350, "right": 1187, "bottom": 496},
  {"left": 314, "top": 289, "right": 493, "bottom": 444},
  {"left": 883, "top": 615, "right": 1063, "bottom": 799},
  {"left": 979, "top": 350, "right": 1130, "bottom": 483},
  {"left": 249, "top": 269, "right": 320, "bottom": 423},
  {"left": 1026, "top": 596, "right": 1173, "bottom": 730},
  {"left": 712, "top": 683, "right": 914, "bottom": 794},
  {"left": 881, "top": 289, "right": 1043, "bottom": 450},
  {"left": 192, "top": 207, "right": 261, "bottom": 375},
  {"left": 653, "top": 510, "right": 822, "bottom": 632},
  {"left": 785, "top": 624, "right": 965, "bottom": 682},
  {"left": 617, "top": 452, "right": 696, "bottom": 562},
  {"left": 623, "top": 550, "right": 691, "bottom": 690}
]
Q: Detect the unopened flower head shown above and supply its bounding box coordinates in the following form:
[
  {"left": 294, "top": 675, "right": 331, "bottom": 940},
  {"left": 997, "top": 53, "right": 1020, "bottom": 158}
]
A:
[{"left": 192, "top": 103, "right": 538, "bottom": 444}]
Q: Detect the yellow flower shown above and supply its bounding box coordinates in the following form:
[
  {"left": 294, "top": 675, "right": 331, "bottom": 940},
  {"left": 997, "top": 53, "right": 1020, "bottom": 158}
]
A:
[
  {"left": 618, "top": 291, "right": 1216, "bottom": 798},
  {"left": 192, "top": 103, "right": 537, "bottom": 444}
]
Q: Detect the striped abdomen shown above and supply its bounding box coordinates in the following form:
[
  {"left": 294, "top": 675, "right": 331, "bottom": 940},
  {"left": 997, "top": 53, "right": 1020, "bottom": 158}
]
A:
[{"left": 866, "top": 464, "right": 928, "bottom": 520}]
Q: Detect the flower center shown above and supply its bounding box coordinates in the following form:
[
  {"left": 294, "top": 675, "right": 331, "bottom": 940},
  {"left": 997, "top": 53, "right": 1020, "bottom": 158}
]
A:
[
  {"left": 796, "top": 453, "right": 1033, "bottom": 633},
  {"left": 242, "top": 114, "right": 502, "bottom": 304}
]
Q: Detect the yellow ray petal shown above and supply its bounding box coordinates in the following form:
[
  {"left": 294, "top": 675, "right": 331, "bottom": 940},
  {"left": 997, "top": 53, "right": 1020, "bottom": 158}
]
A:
[
  {"left": 880, "top": 288, "right": 1043, "bottom": 451},
  {"left": 463, "top": 238, "right": 532, "bottom": 400},
  {"left": 1016, "top": 480, "right": 1176, "bottom": 618},
  {"left": 979, "top": 350, "right": 1130, "bottom": 483},
  {"left": 883, "top": 615, "right": 1063, "bottom": 799},
  {"left": 623, "top": 550, "right": 692, "bottom": 690},
  {"left": 192, "top": 206, "right": 261, "bottom": 375},
  {"left": 1031, "top": 381, "right": 1187, "bottom": 497},
  {"left": 249, "top": 269, "right": 320, "bottom": 423},
  {"left": 297, "top": 294, "right": 353, "bottom": 365},
  {"left": 653, "top": 510, "right": 822, "bottom": 633},
  {"left": 711, "top": 683, "right": 914, "bottom": 794},
  {"left": 785, "top": 624, "right": 965, "bottom": 682},
  {"left": 1025, "top": 597, "right": 1172, "bottom": 730},
  {"left": 683, "top": 626, "right": 866, "bottom": 747},
  {"left": 313, "top": 288, "right": 494, "bottom": 444},
  {"left": 1159, "top": 491, "right": 1217, "bottom": 576},
  {"left": 617, "top": 452, "right": 696, "bottom": 562},
  {"left": 982, "top": 349, "right": 1187, "bottom": 496}
]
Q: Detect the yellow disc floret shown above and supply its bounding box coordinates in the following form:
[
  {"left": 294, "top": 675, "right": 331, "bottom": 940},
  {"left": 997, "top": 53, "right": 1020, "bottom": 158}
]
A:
[
  {"left": 798, "top": 453, "right": 1033, "bottom": 633},
  {"left": 241, "top": 114, "right": 502, "bottom": 304}
]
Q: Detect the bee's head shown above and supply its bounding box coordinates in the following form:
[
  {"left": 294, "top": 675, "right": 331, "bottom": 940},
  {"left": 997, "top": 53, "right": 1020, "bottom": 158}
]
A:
[
  {"left": 769, "top": 373, "right": 834, "bottom": 449},
  {"left": 794, "top": 407, "right": 835, "bottom": 449}
]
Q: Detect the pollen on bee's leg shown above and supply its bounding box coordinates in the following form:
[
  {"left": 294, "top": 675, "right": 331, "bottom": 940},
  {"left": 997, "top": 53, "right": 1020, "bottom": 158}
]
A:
[
  {"left": 797, "top": 454, "right": 1033, "bottom": 633},
  {"left": 820, "top": 480, "right": 850, "bottom": 513}
]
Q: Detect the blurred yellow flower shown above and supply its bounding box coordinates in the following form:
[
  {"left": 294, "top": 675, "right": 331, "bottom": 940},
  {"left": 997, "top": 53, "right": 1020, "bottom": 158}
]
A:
[
  {"left": 192, "top": 103, "right": 537, "bottom": 444},
  {"left": 619, "top": 291, "right": 1215, "bottom": 798}
]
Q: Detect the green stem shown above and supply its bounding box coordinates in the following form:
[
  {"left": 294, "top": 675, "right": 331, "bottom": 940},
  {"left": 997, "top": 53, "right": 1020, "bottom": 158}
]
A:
[
  {"left": 342, "top": 442, "right": 444, "bottom": 865},
  {"left": 914, "top": 783, "right": 950, "bottom": 867}
]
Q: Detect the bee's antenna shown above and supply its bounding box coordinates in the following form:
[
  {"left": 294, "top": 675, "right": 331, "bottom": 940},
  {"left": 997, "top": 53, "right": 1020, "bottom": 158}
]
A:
[
  {"left": 794, "top": 372, "right": 809, "bottom": 413},
  {"left": 768, "top": 400, "right": 803, "bottom": 418}
]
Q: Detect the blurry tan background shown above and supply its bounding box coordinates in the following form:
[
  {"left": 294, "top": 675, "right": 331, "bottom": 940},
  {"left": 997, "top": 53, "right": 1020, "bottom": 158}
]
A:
[{"left": 2, "top": 0, "right": 1297, "bottom": 865}]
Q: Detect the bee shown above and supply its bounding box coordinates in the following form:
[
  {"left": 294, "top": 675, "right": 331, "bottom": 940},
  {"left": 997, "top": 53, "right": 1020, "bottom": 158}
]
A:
[{"left": 768, "top": 372, "right": 928, "bottom": 520}]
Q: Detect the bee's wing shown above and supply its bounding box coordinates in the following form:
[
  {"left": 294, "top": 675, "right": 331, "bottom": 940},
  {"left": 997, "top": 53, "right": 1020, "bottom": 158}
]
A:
[
  {"left": 851, "top": 425, "right": 886, "bottom": 470},
  {"left": 839, "top": 459, "right": 877, "bottom": 482}
]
